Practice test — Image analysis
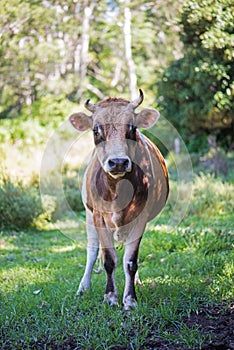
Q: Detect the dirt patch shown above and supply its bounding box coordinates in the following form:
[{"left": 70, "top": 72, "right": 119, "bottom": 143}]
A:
[
  {"left": 184, "top": 303, "right": 234, "bottom": 349},
  {"left": 24, "top": 303, "right": 234, "bottom": 350},
  {"left": 130, "top": 303, "right": 234, "bottom": 350}
]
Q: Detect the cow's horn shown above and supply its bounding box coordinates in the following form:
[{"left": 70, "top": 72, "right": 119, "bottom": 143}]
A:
[
  {"left": 130, "top": 89, "right": 144, "bottom": 109},
  {"left": 85, "top": 99, "right": 96, "bottom": 113}
]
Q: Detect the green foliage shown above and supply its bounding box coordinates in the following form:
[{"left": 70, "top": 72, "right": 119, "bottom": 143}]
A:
[
  {"left": 0, "top": 172, "right": 42, "bottom": 230},
  {"left": 0, "top": 118, "right": 45, "bottom": 145},
  {"left": 158, "top": 0, "right": 234, "bottom": 151},
  {"left": 63, "top": 175, "right": 84, "bottom": 212},
  {"left": 0, "top": 169, "right": 84, "bottom": 229},
  {"left": 0, "top": 0, "right": 59, "bottom": 116},
  {"left": 0, "top": 0, "right": 183, "bottom": 117},
  {"left": 50, "top": 173, "right": 84, "bottom": 221},
  {"left": 0, "top": 94, "right": 76, "bottom": 147},
  {"left": 1, "top": 0, "right": 233, "bottom": 152},
  {"left": 22, "top": 94, "right": 76, "bottom": 125},
  {"left": 190, "top": 173, "right": 234, "bottom": 220}
]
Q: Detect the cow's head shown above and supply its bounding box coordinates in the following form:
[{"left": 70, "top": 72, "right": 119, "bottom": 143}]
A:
[{"left": 69, "top": 90, "right": 159, "bottom": 178}]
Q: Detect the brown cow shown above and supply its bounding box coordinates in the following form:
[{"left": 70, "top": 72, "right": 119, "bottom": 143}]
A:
[{"left": 69, "top": 90, "right": 169, "bottom": 311}]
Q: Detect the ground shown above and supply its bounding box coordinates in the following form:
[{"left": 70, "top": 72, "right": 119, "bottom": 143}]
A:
[
  {"left": 185, "top": 304, "right": 234, "bottom": 350},
  {"left": 25, "top": 303, "right": 234, "bottom": 350}
]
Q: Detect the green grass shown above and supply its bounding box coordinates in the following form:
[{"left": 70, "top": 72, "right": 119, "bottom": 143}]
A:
[{"left": 0, "top": 175, "right": 234, "bottom": 349}]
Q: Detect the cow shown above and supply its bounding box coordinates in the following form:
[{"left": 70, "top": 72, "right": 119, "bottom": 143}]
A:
[{"left": 69, "top": 89, "right": 169, "bottom": 311}]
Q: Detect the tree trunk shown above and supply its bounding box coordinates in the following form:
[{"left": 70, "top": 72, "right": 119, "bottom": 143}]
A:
[
  {"left": 76, "top": 0, "right": 96, "bottom": 101},
  {"left": 123, "top": 4, "right": 137, "bottom": 99}
]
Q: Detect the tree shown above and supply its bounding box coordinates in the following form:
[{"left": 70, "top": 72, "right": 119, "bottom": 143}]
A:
[
  {"left": 75, "top": 0, "right": 97, "bottom": 100},
  {"left": 0, "top": 0, "right": 183, "bottom": 118},
  {"left": 0, "top": 1, "right": 72, "bottom": 116},
  {"left": 158, "top": 0, "right": 234, "bottom": 151},
  {"left": 123, "top": 1, "right": 137, "bottom": 99}
]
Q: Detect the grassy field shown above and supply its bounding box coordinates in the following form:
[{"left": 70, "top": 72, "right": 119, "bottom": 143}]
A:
[{"left": 0, "top": 173, "right": 234, "bottom": 349}]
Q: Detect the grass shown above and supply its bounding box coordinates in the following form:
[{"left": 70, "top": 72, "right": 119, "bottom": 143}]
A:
[{"left": 1, "top": 174, "right": 233, "bottom": 350}]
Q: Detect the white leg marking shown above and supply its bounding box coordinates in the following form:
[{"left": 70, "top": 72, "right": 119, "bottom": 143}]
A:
[
  {"left": 77, "top": 247, "right": 99, "bottom": 295},
  {"left": 104, "top": 292, "right": 118, "bottom": 306},
  {"left": 123, "top": 295, "right": 137, "bottom": 311},
  {"left": 134, "top": 270, "right": 142, "bottom": 285},
  {"left": 77, "top": 210, "right": 99, "bottom": 295}
]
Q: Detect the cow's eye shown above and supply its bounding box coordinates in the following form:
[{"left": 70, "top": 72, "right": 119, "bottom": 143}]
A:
[
  {"left": 126, "top": 123, "right": 137, "bottom": 140},
  {"left": 93, "top": 125, "right": 101, "bottom": 136},
  {"left": 93, "top": 124, "right": 105, "bottom": 144}
]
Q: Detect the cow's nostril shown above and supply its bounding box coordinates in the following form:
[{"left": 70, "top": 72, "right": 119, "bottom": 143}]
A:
[
  {"left": 123, "top": 159, "right": 130, "bottom": 170},
  {"left": 107, "top": 158, "right": 131, "bottom": 173},
  {"left": 108, "top": 159, "right": 116, "bottom": 169}
]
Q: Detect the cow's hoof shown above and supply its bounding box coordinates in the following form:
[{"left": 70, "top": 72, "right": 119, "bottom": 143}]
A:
[
  {"left": 76, "top": 287, "right": 85, "bottom": 296},
  {"left": 76, "top": 288, "right": 85, "bottom": 296},
  {"left": 76, "top": 289, "right": 82, "bottom": 296},
  {"left": 104, "top": 292, "right": 118, "bottom": 307},
  {"left": 123, "top": 295, "right": 137, "bottom": 311},
  {"left": 76, "top": 282, "right": 90, "bottom": 296}
]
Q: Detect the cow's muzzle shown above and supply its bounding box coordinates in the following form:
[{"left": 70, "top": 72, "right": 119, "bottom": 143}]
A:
[{"left": 105, "top": 157, "right": 132, "bottom": 177}]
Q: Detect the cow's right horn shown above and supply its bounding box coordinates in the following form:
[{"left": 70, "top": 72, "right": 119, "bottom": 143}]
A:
[{"left": 85, "top": 99, "right": 96, "bottom": 113}]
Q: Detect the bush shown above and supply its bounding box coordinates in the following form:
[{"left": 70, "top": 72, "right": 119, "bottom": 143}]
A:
[
  {"left": 190, "top": 173, "right": 234, "bottom": 218},
  {"left": 50, "top": 189, "right": 83, "bottom": 221},
  {"left": 40, "top": 170, "right": 84, "bottom": 222},
  {"left": 0, "top": 173, "right": 43, "bottom": 230},
  {"left": 51, "top": 173, "right": 84, "bottom": 221}
]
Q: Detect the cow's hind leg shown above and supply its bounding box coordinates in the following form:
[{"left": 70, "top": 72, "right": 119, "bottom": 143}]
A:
[{"left": 77, "top": 210, "right": 99, "bottom": 295}]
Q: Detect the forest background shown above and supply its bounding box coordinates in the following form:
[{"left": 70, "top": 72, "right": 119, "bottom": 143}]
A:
[{"left": 1, "top": 0, "right": 233, "bottom": 149}]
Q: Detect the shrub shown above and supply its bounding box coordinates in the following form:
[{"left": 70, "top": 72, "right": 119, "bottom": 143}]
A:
[
  {"left": 63, "top": 174, "right": 84, "bottom": 212},
  {"left": 0, "top": 173, "right": 43, "bottom": 230},
  {"left": 190, "top": 173, "right": 234, "bottom": 218},
  {"left": 50, "top": 190, "right": 83, "bottom": 221},
  {"left": 40, "top": 171, "right": 84, "bottom": 222},
  {"left": 51, "top": 173, "right": 84, "bottom": 221}
]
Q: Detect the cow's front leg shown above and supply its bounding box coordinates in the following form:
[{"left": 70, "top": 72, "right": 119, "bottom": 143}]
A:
[
  {"left": 94, "top": 211, "right": 118, "bottom": 306},
  {"left": 77, "top": 210, "right": 99, "bottom": 295},
  {"left": 103, "top": 247, "right": 118, "bottom": 306},
  {"left": 123, "top": 237, "right": 141, "bottom": 311}
]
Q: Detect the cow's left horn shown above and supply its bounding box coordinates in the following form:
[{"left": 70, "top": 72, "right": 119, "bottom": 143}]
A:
[
  {"left": 130, "top": 89, "right": 144, "bottom": 109},
  {"left": 85, "top": 99, "right": 96, "bottom": 113}
]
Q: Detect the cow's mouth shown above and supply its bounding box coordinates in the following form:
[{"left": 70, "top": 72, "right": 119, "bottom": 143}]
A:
[{"left": 108, "top": 171, "right": 126, "bottom": 179}]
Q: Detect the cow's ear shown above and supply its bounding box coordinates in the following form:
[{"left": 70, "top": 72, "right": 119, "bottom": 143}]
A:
[
  {"left": 69, "top": 112, "right": 92, "bottom": 131},
  {"left": 135, "top": 108, "right": 160, "bottom": 129}
]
